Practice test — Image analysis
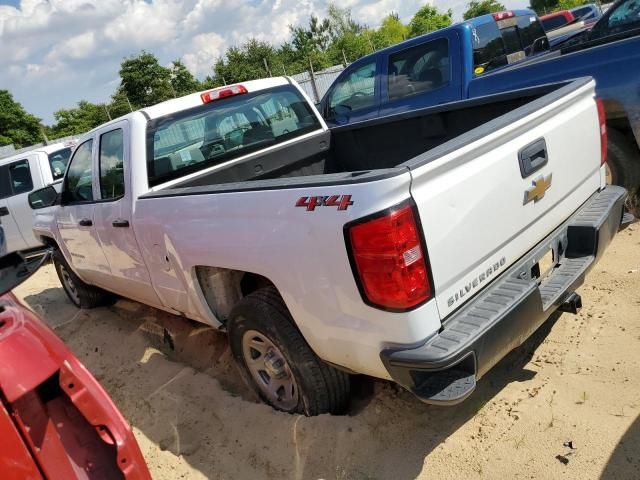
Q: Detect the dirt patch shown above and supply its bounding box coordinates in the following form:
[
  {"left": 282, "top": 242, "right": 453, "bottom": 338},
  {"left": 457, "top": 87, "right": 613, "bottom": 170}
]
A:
[{"left": 14, "top": 225, "right": 640, "bottom": 479}]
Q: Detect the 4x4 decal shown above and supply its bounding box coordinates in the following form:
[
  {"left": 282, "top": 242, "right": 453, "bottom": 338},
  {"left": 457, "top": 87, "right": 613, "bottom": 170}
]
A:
[{"left": 296, "top": 195, "right": 353, "bottom": 212}]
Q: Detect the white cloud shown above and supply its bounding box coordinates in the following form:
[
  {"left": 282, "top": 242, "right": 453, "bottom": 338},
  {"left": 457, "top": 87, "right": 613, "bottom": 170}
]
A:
[
  {"left": 182, "top": 32, "right": 227, "bottom": 77},
  {"left": 46, "top": 31, "right": 96, "bottom": 61}
]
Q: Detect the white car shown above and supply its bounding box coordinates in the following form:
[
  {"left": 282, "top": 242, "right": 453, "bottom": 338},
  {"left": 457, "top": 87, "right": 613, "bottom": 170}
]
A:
[
  {"left": 0, "top": 142, "right": 75, "bottom": 254},
  {"left": 29, "top": 77, "right": 628, "bottom": 415}
]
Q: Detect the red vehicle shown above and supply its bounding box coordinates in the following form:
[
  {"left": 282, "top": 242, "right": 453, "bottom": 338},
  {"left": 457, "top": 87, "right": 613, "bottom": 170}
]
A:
[
  {"left": 540, "top": 10, "right": 576, "bottom": 31},
  {"left": 0, "top": 235, "right": 151, "bottom": 479}
]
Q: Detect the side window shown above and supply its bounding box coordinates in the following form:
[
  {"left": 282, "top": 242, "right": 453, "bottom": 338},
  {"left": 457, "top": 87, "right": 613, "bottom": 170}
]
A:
[
  {"left": 64, "top": 140, "right": 94, "bottom": 203},
  {"left": 387, "top": 38, "right": 450, "bottom": 102},
  {"left": 99, "top": 129, "right": 125, "bottom": 200},
  {"left": 609, "top": 0, "right": 640, "bottom": 29},
  {"left": 48, "top": 147, "right": 72, "bottom": 181},
  {"left": 328, "top": 61, "right": 376, "bottom": 116},
  {"left": 9, "top": 160, "right": 33, "bottom": 195}
]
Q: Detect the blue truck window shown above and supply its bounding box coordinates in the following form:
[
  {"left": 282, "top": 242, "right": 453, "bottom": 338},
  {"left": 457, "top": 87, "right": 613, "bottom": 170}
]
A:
[
  {"left": 541, "top": 15, "right": 570, "bottom": 31},
  {"left": 387, "top": 38, "right": 449, "bottom": 101},
  {"left": 328, "top": 61, "right": 376, "bottom": 116},
  {"left": 517, "top": 15, "right": 548, "bottom": 54}
]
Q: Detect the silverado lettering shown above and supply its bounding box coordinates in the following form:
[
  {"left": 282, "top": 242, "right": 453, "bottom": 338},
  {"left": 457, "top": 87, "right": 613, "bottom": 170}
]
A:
[{"left": 447, "top": 257, "right": 507, "bottom": 307}]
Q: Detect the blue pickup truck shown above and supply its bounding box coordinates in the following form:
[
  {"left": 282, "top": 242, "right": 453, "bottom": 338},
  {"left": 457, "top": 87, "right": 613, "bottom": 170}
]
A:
[{"left": 320, "top": 4, "right": 640, "bottom": 188}]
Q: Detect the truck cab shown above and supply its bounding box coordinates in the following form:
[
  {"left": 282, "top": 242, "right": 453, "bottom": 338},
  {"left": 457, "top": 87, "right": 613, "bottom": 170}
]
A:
[
  {"left": 320, "top": 10, "right": 549, "bottom": 126},
  {"left": 0, "top": 142, "right": 74, "bottom": 254}
]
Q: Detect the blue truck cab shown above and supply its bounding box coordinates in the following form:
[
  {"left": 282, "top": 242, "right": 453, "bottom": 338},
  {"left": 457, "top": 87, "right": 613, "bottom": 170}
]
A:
[{"left": 320, "top": 10, "right": 549, "bottom": 126}]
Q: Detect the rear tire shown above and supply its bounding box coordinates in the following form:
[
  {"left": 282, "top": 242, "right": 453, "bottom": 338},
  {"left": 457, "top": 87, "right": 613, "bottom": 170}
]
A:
[
  {"left": 227, "top": 286, "right": 350, "bottom": 416},
  {"left": 53, "top": 250, "right": 116, "bottom": 309},
  {"left": 606, "top": 128, "right": 640, "bottom": 190}
]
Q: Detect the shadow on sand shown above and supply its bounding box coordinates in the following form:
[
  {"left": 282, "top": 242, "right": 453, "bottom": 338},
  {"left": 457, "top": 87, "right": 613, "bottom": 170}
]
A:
[{"left": 24, "top": 287, "right": 564, "bottom": 479}]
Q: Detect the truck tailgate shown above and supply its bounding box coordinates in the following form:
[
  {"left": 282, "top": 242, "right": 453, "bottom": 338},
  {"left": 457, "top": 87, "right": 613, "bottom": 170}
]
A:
[{"left": 408, "top": 79, "right": 603, "bottom": 319}]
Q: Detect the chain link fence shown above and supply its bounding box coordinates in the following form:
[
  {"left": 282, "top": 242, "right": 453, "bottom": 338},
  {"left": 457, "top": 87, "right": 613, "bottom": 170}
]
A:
[{"left": 291, "top": 64, "right": 345, "bottom": 104}]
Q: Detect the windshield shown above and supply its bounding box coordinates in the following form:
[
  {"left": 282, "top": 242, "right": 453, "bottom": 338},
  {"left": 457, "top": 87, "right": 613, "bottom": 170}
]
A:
[
  {"left": 146, "top": 85, "right": 322, "bottom": 187},
  {"left": 48, "top": 147, "right": 72, "bottom": 181}
]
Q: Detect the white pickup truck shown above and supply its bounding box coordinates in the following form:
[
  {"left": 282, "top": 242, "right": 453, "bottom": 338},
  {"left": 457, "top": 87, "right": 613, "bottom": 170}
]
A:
[
  {"left": 29, "top": 77, "right": 629, "bottom": 415},
  {"left": 0, "top": 142, "right": 74, "bottom": 254}
]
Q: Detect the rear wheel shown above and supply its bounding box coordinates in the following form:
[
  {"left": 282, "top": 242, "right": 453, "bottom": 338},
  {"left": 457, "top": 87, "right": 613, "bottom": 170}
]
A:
[
  {"left": 227, "top": 287, "right": 350, "bottom": 415},
  {"left": 53, "top": 250, "right": 116, "bottom": 308},
  {"left": 606, "top": 128, "right": 640, "bottom": 189}
]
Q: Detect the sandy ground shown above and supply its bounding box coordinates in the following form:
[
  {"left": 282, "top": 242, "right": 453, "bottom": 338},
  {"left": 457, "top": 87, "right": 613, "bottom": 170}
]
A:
[{"left": 13, "top": 225, "right": 640, "bottom": 480}]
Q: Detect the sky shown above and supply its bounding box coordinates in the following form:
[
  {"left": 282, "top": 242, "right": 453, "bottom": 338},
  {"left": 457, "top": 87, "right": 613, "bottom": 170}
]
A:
[{"left": 0, "top": 0, "right": 528, "bottom": 125}]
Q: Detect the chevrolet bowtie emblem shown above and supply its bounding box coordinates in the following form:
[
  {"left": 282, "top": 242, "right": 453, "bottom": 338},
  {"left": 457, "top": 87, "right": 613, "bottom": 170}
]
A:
[{"left": 524, "top": 174, "right": 552, "bottom": 204}]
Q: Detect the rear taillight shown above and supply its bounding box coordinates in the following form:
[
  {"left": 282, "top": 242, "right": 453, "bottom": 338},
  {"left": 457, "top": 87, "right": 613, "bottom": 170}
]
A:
[
  {"left": 493, "top": 11, "right": 515, "bottom": 21},
  {"left": 346, "top": 202, "right": 432, "bottom": 311},
  {"left": 596, "top": 98, "right": 607, "bottom": 166},
  {"left": 200, "top": 85, "right": 248, "bottom": 104}
]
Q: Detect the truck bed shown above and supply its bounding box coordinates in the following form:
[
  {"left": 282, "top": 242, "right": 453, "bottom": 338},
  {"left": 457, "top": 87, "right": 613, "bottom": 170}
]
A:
[{"left": 145, "top": 81, "right": 578, "bottom": 197}]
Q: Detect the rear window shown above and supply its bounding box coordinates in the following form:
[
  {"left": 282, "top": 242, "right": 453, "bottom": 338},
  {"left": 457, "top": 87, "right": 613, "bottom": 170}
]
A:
[
  {"left": 472, "top": 22, "right": 508, "bottom": 73},
  {"left": 541, "top": 15, "right": 570, "bottom": 31},
  {"left": 472, "top": 15, "right": 548, "bottom": 75},
  {"left": 572, "top": 6, "right": 594, "bottom": 19},
  {"left": 47, "top": 147, "right": 72, "bottom": 181},
  {"left": 147, "top": 85, "right": 321, "bottom": 187}
]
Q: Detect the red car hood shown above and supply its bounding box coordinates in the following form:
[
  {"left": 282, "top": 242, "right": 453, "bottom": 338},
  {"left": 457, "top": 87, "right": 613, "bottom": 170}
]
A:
[{"left": 0, "top": 293, "right": 150, "bottom": 480}]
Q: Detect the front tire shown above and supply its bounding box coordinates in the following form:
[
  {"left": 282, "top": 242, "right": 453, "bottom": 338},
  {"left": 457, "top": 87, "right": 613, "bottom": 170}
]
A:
[
  {"left": 227, "top": 287, "right": 350, "bottom": 416},
  {"left": 53, "top": 250, "right": 116, "bottom": 308}
]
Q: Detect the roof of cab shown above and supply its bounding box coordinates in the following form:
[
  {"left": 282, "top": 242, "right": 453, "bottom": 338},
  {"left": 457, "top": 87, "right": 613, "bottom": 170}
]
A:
[
  {"left": 141, "top": 77, "right": 290, "bottom": 120},
  {"left": 0, "top": 140, "right": 76, "bottom": 164}
]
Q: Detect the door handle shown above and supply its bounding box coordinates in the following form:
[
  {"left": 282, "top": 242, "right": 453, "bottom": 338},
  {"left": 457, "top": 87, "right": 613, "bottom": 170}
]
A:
[
  {"left": 112, "top": 219, "right": 130, "bottom": 228},
  {"left": 518, "top": 138, "right": 548, "bottom": 178},
  {"left": 78, "top": 218, "right": 93, "bottom": 227},
  {"left": 0, "top": 207, "right": 8, "bottom": 216}
]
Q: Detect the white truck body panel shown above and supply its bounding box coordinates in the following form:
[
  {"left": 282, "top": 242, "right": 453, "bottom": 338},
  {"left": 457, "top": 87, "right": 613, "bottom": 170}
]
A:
[{"left": 410, "top": 81, "right": 602, "bottom": 318}]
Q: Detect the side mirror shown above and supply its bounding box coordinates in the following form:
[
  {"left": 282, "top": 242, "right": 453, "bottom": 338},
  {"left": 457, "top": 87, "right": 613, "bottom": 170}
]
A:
[{"left": 28, "top": 185, "right": 59, "bottom": 210}]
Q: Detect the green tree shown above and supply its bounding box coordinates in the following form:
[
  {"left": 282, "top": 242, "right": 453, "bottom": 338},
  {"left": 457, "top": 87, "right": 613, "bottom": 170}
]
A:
[
  {"left": 327, "top": 30, "right": 372, "bottom": 64},
  {"left": 108, "top": 86, "right": 135, "bottom": 119},
  {"left": 290, "top": 14, "right": 332, "bottom": 53},
  {"left": 326, "top": 3, "right": 363, "bottom": 40},
  {"left": 119, "top": 51, "right": 173, "bottom": 108},
  {"left": 213, "top": 39, "right": 282, "bottom": 84},
  {"left": 170, "top": 60, "right": 201, "bottom": 96},
  {"left": 0, "top": 90, "right": 43, "bottom": 148},
  {"left": 372, "top": 13, "right": 409, "bottom": 49},
  {"left": 463, "top": 0, "right": 507, "bottom": 20},
  {"left": 530, "top": 0, "right": 559, "bottom": 15},
  {"left": 408, "top": 5, "right": 453, "bottom": 38},
  {"left": 556, "top": 0, "right": 586, "bottom": 10},
  {"left": 50, "top": 100, "right": 109, "bottom": 138}
]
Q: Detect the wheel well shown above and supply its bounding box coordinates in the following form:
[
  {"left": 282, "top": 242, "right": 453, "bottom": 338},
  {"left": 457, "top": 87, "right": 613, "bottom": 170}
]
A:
[
  {"left": 195, "top": 266, "right": 275, "bottom": 324},
  {"left": 40, "top": 236, "right": 59, "bottom": 250}
]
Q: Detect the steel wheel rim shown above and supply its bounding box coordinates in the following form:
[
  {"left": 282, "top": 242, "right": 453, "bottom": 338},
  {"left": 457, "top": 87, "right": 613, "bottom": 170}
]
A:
[
  {"left": 60, "top": 264, "right": 80, "bottom": 305},
  {"left": 241, "top": 329, "right": 299, "bottom": 410}
]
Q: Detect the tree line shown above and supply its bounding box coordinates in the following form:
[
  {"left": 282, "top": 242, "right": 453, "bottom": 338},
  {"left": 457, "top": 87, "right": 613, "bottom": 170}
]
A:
[{"left": 1, "top": 0, "right": 586, "bottom": 149}]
